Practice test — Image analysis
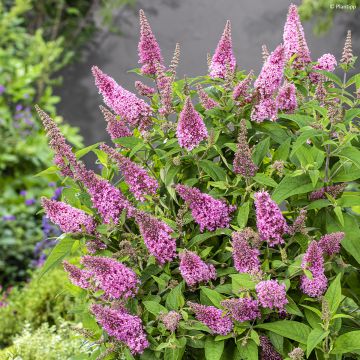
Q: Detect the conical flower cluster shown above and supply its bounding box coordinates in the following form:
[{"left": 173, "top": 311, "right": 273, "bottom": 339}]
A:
[
  {"left": 135, "top": 211, "right": 177, "bottom": 264},
  {"left": 233, "top": 119, "right": 258, "bottom": 177},
  {"left": 340, "top": 30, "right": 353, "bottom": 65},
  {"left": 159, "top": 311, "right": 182, "bottom": 332},
  {"left": 100, "top": 105, "right": 131, "bottom": 143},
  {"left": 310, "top": 53, "right": 337, "bottom": 83},
  {"left": 92, "top": 66, "right": 152, "bottom": 131},
  {"left": 100, "top": 144, "right": 158, "bottom": 201},
  {"left": 209, "top": 20, "right": 236, "bottom": 79},
  {"left": 196, "top": 84, "right": 218, "bottom": 110},
  {"left": 276, "top": 82, "right": 297, "bottom": 113},
  {"left": 176, "top": 184, "right": 236, "bottom": 232},
  {"left": 63, "top": 261, "right": 91, "bottom": 289},
  {"left": 300, "top": 241, "right": 328, "bottom": 297},
  {"left": 187, "top": 302, "right": 233, "bottom": 335},
  {"left": 138, "top": 9, "right": 163, "bottom": 75},
  {"left": 233, "top": 70, "right": 253, "bottom": 102},
  {"left": 254, "top": 190, "right": 289, "bottom": 246},
  {"left": 260, "top": 336, "right": 283, "bottom": 360},
  {"left": 283, "top": 4, "right": 311, "bottom": 67},
  {"left": 179, "top": 250, "right": 216, "bottom": 287},
  {"left": 256, "top": 280, "right": 288, "bottom": 311},
  {"left": 318, "top": 232, "right": 344, "bottom": 256},
  {"left": 80, "top": 255, "right": 139, "bottom": 299},
  {"left": 135, "top": 81, "right": 156, "bottom": 97},
  {"left": 176, "top": 97, "right": 208, "bottom": 151},
  {"left": 41, "top": 198, "right": 96, "bottom": 234},
  {"left": 232, "top": 228, "right": 260, "bottom": 274},
  {"left": 221, "top": 297, "right": 260, "bottom": 322},
  {"left": 91, "top": 304, "right": 149, "bottom": 354}
]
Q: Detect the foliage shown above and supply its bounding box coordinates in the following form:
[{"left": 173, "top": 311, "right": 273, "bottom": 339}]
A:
[
  {"left": 0, "top": 0, "right": 83, "bottom": 286},
  {"left": 39, "top": 5, "right": 360, "bottom": 360},
  {"left": 0, "top": 268, "right": 80, "bottom": 347},
  {"left": 299, "top": 0, "right": 359, "bottom": 35},
  {"left": 0, "top": 320, "right": 96, "bottom": 360}
]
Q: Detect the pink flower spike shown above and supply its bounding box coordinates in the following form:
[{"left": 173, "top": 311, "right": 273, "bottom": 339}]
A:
[
  {"left": 221, "top": 297, "right": 260, "bottom": 322},
  {"left": 63, "top": 261, "right": 91, "bottom": 289},
  {"left": 310, "top": 53, "right": 337, "bottom": 83},
  {"left": 251, "top": 97, "right": 278, "bottom": 123},
  {"left": 41, "top": 198, "right": 96, "bottom": 234},
  {"left": 179, "top": 250, "right": 216, "bottom": 287},
  {"left": 92, "top": 66, "right": 152, "bottom": 131},
  {"left": 209, "top": 20, "right": 236, "bottom": 79},
  {"left": 91, "top": 304, "right": 149, "bottom": 354},
  {"left": 176, "top": 97, "right": 208, "bottom": 151},
  {"left": 276, "top": 82, "right": 297, "bottom": 113},
  {"left": 318, "top": 232, "right": 344, "bottom": 256},
  {"left": 138, "top": 9, "right": 163, "bottom": 75},
  {"left": 196, "top": 84, "right": 218, "bottom": 110},
  {"left": 256, "top": 280, "right": 288, "bottom": 311},
  {"left": 176, "top": 184, "right": 236, "bottom": 232}
]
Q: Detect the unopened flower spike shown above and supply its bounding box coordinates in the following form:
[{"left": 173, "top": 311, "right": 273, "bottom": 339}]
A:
[
  {"left": 196, "top": 84, "right": 218, "bottom": 110},
  {"left": 169, "top": 42, "right": 180, "bottom": 79},
  {"left": 209, "top": 20, "right": 236, "bottom": 79},
  {"left": 340, "top": 30, "right": 353, "bottom": 67},
  {"left": 261, "top": 44, "right": 269, "bottom": 63},
  {"left": 138, "top": 9, "right": 163, "bottom": 75}
]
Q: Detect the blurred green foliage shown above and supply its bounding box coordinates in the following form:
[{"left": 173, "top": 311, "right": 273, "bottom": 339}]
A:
[
  {"left": 0, "top": 268, "right": 80, "bottom": 347},
  {"left": 299, "top": 0, "right": 360, "bottom": 35}
]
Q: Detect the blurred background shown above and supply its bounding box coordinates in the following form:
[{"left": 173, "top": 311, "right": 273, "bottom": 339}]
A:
[{"left": 0, "top": 0, "right": 359, "bottom": 357}]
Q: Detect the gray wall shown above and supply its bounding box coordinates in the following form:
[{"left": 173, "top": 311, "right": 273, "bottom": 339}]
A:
[{"left": 56, "top": 0, "right": 360, "bottom": 146}]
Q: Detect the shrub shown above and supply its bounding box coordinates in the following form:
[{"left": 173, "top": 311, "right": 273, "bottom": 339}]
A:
[
  {"left": 0, "top": 268, "right": 80, "bottom": 347},
  {"left": 38, "top": 4, "right": 360, "bottom": 359}
]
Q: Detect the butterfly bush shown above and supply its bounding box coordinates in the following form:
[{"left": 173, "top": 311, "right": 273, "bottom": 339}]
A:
[{"left": 37, "top": 5, "right": 360, "bottom": 359}]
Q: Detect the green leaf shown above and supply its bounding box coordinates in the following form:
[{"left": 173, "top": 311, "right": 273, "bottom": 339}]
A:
[
  {"left": 199, "top": 160, "right": 227, "bottom": 181},
  {"left": 201, "top": 287, "right": 224, "bottom": 307},
  {"left": 75, "top": 143, "right": 100, "bottom": 159},
  {"left": 256, "top": 321, "right": 311, "bottom": 344},
  {"left": 237, "top": 201, "right": 250, "bottom": 228},
  {"left": 308, "top": 170, "right": 320, "bottom": 187},
  {"left": 39, "top": 235, "right": 75, "bottom": 278},
  {"left": 34, "top": 166, "right": 59, "bottom": 177},
  {"left": 272, "top": 174, "right": 316, "bottom": 203},
  {"left": 332, "top": 331, "right": 360, "bottom": 354},
  {"left": 285, "top": 296, "right": 304, "bottom": 317},
  {"left": 343, "top": 108, "right": 360, "bottom": 124},
  {"left": 252, "top": 138, "right": 270, "bottom": 166},
  {"left": 166, "top": 282, "right": 185, "bottom": 310},
  {"left": 187, "top": 228, "right": 232, "bottom": 248},
  {"left": 306, "top": 328, "right": 329, "bottom": 358},
  {"left": 164, "top": 337, "right": 187, "bottom": 360},
  {"left": 254, "top": 122, "right": 289, "bottom": 144},
  {"left": 273, "top": 138, "right": 291, "bottom": 162},
  {"left": 324, "top": 273, "right": 343, "bottom": 315},
  {"left": 338, "top": 147, "right": 360, "bottom": 169},
  {"left": 230, "top": 273, "right": 256, "bottom": 292},
  {"left": 334, "top": 206, "right": 344, "bottom": 226},
  {"left": 143, "top": 301, "right": 168, "bottom": 316},
  {"left": 254, "top": 173, "right": 278, "bottom": 188},
  {"left": 205, "top": 337, "right": 224, "bottom": 360},
  {"left": 327, "top": 213, "right": 360, "bottom": 265},
  {"left": 315, "top": 70, "right": 342, "bottom": 86},
  {"left": 279, "top": 114, "right": 312, "bottom": 128},
  {"left": 236, "top": 339, "right": 258, "bottom": 360},
  {"left": 114, "top": 136, "right": 142, "bottom": 148}
]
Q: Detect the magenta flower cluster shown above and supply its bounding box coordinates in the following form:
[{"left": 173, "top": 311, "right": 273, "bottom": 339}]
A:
[
  {"left": 318, "top": 232, "right": 344, "bottom": 256},
  {"left": 100, "top": 105, "right": 131, "bottom": 143},
  {"left": 176, "top": 184, "right": 236, "bottom": 232},
  {"left": 254, "top": 191, "right": 289, "bottom": 246},
  {"left": 41, "top": 198, "right": 96, "bottom": 234},
  {"left": 300, "top": 241, "right": 328, "bottom": 297},
  {"left": 256, "top": 280, "right": 288, "bottom": 311},
  {"left": 188, "top": 302, "right": 233, "bottom": 335},
  {"left": 179, "top": 250, "right": 216, "bottom": 287},
  {"left": 221, "top": 297, "right": 260, "bottom": 322},
  {"left": 91, "top": 304, "right": 149, "bottom": 354}
]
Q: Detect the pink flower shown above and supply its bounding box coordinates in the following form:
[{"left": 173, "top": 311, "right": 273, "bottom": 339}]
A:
[
  {"left": 90, "top": 304, "right": 149, "bottom": 354},
  {"left": 159, "top": 311, "right": 182, "bottom": 332},
  {"left": 179, "top": 250, "right": 216, "bottom": 287},
  {"left": 135, "top": 81, "right": 156, "bottom": 97},
  {"left": 74, "top": 164, "right": 133, "bottom": 224},
  {"left": 254, "top": 44, "right": 286, "bottom": 97},
  {"left": 176, "top": 97, "right": 208, "bottom": 151},
  {"left": 251, "top": 97, "right": 278, "bottom": 123},
  {"left": 309, "top": 184, "right": 346, "bottom": 201},
  {"left": 63, "top": 261, "right": 91, "bottom": 289},
  {"left": 221, "top": 298, "right": 260, "bottom": 322},
  {"left": 233, "top": 119, "right": 258, "bottom": 177},
  {"left": 81, "top": 255, "right": 139, "bottom": 299},
  {"left": 100, "top": 144, "right": 158, "bottom": 201},
  {"left": 92, "top": 66, "right": 152, "bottom": 131},
  {"left": 300, "top": 241, "right": 328, "bottom": 297},
  {"left": 138, "top": 9, "right": 163, "bottom": 75},
  {"left": 318, "top": 232, "right": 344, "bottom": 256},
  {"left": 232, "top": 229, "right": 260, "bottom": 274},
  {"left": 135, "top": 211, "right": 177, "bottom": 264},
  {"left": 41, "top": 198, "right": 96, "bottom": 234},
  {"left": 260, "top": 336, "right": 282, "bottom": 360},
  {"left": 209, "top": 20, "right": 236, "bottom": 79},
  {"left": 233, "top": 70, "right": 254, "bottom": 102},
  {"left": 254, "top": 191, "right": 289, "bottom": 246},
  {"left": 256, "top": 280, "right": 288, "bottom": 311},
  {"left": 283, "top": 4, "right": 311, "bottom": 68},
  {"left": 310, "top": 53, "right": 337, "bottom": 83},
  {"left": 176, "top": 184, "right": 236, "bottom": 232},
  {"left": 196, "top": 84, "right": 218, "bottom": 110},
  {"left": 99, "top": 105, "right": 131, "bottom": 143},
  {"left": 276, "top": 82, "right": 297, "bottom": 113},
  {"left": 188, "top": 302, "right": 233, "bottom": 335}
]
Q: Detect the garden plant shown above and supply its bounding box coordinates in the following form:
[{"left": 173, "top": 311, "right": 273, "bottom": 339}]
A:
[{"left": 37, "top": 4, "right": 360, "bottom": 359}]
